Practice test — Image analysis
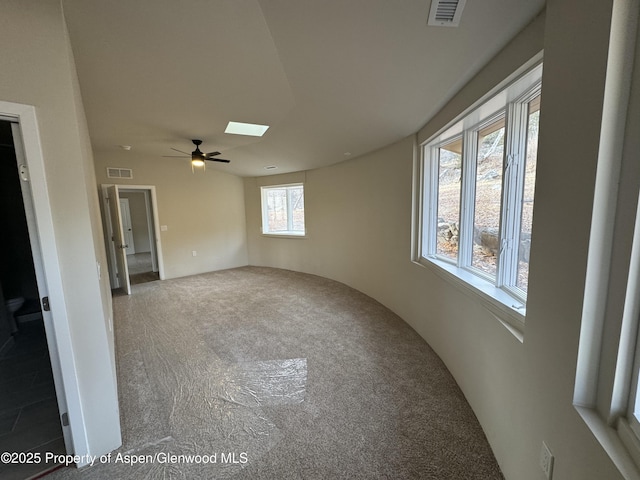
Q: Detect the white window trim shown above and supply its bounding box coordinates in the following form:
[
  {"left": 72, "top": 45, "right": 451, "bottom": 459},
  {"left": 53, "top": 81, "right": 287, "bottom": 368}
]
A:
[
  {"left": 414, "top": 62, "right": 542, "bottom": 335},
  {"left": 260, "top": 183, "right": 306, "bottom": 237},
  {"left": 260, "top": 232, "right": 308, "bottom": 240},
  {"left": 573, "top": 0, "right": 640, "bottom": 477},
  {"left": 621, "top": 194, "right": 640, "bottom": 465}
]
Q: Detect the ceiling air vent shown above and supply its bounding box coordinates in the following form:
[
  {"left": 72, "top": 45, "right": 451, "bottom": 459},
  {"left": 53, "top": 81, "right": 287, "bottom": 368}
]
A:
[
  {"left": 107, "top": 167, "right": 133, "bottom": 179},
  {"left": 428, "top": 0, "right": 467, "bottom": 27}
]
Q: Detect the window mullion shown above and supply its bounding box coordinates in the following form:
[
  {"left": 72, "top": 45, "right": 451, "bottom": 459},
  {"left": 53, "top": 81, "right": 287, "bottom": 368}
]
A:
[
  {"left": 286, "top": 187, "right": 293, "bottom": 232},
  {"left": 425, "top": 146, "right": 439, "bottom": 256},
  {"left": 499, "top": 102, "right": 526, "bottom": 288},
  {"left": 459, "top": 130, "right": 476, "bottom": 268},
  {"left": 261, "top": 189, "right": 269, "bottom": 233}
]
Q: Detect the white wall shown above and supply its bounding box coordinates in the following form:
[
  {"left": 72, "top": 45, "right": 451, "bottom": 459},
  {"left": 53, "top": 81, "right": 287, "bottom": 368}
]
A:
[
  {"left": 245, "top": 2, "right": 628, "bottom": 478},
  {"left": 0, "top": 0, "right": 120, "bottom": 460},
  {"left": 94, "top": 154, "right": 248, "bottom": 279}
]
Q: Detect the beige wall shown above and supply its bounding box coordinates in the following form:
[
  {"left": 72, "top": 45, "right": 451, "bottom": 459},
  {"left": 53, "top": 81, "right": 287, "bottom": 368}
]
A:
[
  {"left": 94, "top": 154, "right": 248, "bottom": 279},
  {"left": 0, "top": 0, "right": 626, "bottom": 477},
  {"left": 0, "top": 0, "right": 120, "bottom": 459},
  {"left": 245, "top": 2, "right": 628, "bottom": 479}
]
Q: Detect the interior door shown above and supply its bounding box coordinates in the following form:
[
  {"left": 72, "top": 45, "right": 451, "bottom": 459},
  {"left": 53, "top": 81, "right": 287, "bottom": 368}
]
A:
[
  {"left": 107, "top": 186, "right": 131, "bottom": 294},
  {"left": 119, "top": 198, "right": 135, "bottom": 255}
]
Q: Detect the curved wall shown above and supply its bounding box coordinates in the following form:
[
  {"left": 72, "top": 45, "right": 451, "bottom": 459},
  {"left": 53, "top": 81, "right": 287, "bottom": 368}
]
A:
[{"left": 244, "top": 2, "right": 626, "bottom": 478}]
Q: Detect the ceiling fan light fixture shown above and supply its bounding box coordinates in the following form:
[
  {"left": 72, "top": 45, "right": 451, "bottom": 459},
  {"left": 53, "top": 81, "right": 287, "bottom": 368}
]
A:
[
  {"left": 225, "top": 121, "right": 269, "bottom": 137},
  {"left": 165, "top": 139, "right": 231, "bottom": 169}
]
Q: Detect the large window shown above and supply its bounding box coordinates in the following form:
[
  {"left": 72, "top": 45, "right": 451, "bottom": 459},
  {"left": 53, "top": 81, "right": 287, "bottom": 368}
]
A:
[
  {"left": 261, "top": 184, "right": 305, "bottom": 236},
  {"left": 416, "top": 64, "right": 542, "bottom": 327}
]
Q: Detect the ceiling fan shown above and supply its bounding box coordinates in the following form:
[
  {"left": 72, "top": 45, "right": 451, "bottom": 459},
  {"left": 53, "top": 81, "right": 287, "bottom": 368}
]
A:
[{"left": 164, "top": 139, "right": 231, "bottom": 166}]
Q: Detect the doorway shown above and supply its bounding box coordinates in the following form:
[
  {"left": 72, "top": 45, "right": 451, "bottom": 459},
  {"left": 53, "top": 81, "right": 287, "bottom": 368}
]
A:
[
  {"left": 0, "top": 120, "right": 66, "bottom": 479},
  {"left": 101, "top": 185, "right": 164, "bottom": 293}
]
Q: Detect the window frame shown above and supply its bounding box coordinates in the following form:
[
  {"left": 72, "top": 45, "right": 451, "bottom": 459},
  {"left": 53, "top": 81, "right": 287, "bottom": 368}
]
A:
[
  {"left": 572, "top": 0, "right": 640, "bottom": 476},
  {"left": 415, "top": 63, "right": 543, "bottom": 333},
  {"left": 623, "top": 204, "right": 640, "bottom": 461},
  {"left": 260, "top": 183, "right": 306, "bottom": 237}
]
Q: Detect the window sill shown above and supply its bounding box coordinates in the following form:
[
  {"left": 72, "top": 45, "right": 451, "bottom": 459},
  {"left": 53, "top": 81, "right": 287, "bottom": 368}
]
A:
[
  {"left": 261, "top": 232, "right": 307, "bottom": 239},
  {"left": 414, "top": 255, "right": 525, "bottom": 341},
  {"left": 573, "top": 407, "right": 640, "bottom": 480}
]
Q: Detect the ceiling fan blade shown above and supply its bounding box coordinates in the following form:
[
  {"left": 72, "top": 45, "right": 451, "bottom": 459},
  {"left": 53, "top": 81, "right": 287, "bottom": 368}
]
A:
[
  {"left": 208, "top": 158, "right": 231, "bottom": 163},
  {"left": 162, "top": 155, "right": 189, "bottom": 158},
  {"left": 206, "top": 151, "right": 221, "bottom": 157},
  {"left": 170, "top": 147, "right": 191, "bottom": 155}
]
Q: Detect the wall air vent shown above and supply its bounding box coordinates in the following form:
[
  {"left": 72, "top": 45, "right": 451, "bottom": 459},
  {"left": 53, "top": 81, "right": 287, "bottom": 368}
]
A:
[
  {"left": 428, "top": 0, "right": 467, "bottom": 27},
  {"left": 107, "top": 167, "right": 133, "bottom": 179}
]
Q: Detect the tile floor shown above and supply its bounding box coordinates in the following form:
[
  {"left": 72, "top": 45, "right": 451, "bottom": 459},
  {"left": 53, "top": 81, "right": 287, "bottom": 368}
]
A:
[{"left": 0, "top": 320, "right": 65, "bottom": 480}]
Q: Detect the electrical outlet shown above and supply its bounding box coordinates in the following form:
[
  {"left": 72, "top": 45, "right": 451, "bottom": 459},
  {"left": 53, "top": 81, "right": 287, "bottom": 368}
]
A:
[
  {"left": 540, "top": 441, "right": 554, "bottom": 479},
  {"left": 192, "top": 250, "right": 197, "bottom": 257}
]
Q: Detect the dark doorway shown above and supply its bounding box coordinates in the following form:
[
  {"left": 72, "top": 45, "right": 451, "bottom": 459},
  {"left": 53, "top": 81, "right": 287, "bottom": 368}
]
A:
[{"left": 0, "top": 120, "right": 65, "bottom": 479}]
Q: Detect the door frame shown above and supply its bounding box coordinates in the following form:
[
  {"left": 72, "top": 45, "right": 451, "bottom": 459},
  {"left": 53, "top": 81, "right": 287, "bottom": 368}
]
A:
[
  {"left": 120, "top": 188, "right": 159, "bottom": 272},
  {"left": 0, "top": 102, "right": 82, "bottom": 454},
  {"left": 100, "top": 184, "right": 165, "bottom": 290},
  {"left": 106, "top": 186, "right": 131, "bottom": 295}
]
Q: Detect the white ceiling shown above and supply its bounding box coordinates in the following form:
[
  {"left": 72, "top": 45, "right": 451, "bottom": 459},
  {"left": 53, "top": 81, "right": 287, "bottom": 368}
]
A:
[{"left": 62, "top": 0, "right": 545, "bottom": 177}]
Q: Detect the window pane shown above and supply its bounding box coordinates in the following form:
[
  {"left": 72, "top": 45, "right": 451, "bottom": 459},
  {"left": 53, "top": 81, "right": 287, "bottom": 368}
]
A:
[
  {"left": 472, "top": 117, "right": 505, "bottom": 277},
  {"left": 517, "top": 96, "right": 540, "bottom": 291},
  {"left": 290, "top": 186, "right": 305, "bottom": 232},
  {"left": 262, "top": 185, "right": 305, "bottom": 235},
  {"left": 266, "top": 188, "right": 288, "bottom": 232},
  {"left": 436, "top": 139, "right": 462, "bottom": 261}
]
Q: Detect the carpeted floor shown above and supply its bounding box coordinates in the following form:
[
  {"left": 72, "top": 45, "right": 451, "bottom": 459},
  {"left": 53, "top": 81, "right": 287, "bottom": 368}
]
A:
[{"left": 48, "top": 266, "right": 503, "bottom": 479}]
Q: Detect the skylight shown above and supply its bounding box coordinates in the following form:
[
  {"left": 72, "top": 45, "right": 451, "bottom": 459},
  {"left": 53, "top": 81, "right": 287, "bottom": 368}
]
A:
[{"left": 225, "top": 121, "right": 269, "bottom": 137}]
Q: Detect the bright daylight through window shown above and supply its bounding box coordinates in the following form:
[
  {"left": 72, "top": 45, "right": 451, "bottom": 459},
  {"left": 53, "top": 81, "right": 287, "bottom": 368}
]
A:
[
  {"left": 261, "top": 184, "right": 305, "bottom": 236},
  {"left": 417, "top": 63, "right": 542, "bottom": 326}
]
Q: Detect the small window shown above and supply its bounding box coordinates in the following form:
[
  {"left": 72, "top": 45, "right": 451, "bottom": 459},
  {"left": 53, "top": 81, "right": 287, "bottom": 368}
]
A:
[{"left": 261, "top": 184, "right": 305, "bottom": 236}]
